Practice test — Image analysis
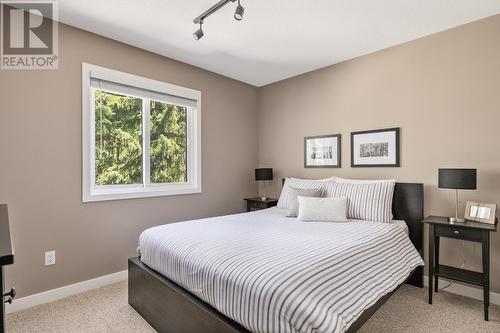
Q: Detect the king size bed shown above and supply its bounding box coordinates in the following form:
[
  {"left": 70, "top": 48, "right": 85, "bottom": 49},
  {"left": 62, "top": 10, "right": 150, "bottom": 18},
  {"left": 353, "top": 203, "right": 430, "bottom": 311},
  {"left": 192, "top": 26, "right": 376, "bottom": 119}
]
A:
[{"left": 129, "top": 181, "right": 424, "bottom": 333}]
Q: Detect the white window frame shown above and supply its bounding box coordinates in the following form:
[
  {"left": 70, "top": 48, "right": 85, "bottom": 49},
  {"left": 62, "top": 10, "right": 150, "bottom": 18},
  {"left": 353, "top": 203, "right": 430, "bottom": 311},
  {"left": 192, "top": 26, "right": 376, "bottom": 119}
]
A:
[{"left": 82, "top": 63, "right": 201, "bottom": 202}]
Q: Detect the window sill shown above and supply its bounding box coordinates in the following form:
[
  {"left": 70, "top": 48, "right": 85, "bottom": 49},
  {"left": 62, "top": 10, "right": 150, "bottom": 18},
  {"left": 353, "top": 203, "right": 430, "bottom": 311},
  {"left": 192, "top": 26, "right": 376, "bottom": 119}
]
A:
[{"left": 83, "top": 184, "right": 202, "bottom": 202}]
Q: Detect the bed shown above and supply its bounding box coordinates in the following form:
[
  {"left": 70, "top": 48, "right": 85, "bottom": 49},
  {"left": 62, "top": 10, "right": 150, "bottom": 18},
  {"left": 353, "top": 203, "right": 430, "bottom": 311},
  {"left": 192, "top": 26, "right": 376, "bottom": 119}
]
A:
[{"left": 129, "top": 182, "right": 424, "bottom": 333}]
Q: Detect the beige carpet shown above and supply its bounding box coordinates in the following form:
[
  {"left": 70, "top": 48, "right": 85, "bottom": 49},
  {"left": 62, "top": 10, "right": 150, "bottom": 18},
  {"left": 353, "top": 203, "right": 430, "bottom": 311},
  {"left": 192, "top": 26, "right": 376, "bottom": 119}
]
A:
[{"left": 6, "top": 281, "right": 500, "bottom": 332}]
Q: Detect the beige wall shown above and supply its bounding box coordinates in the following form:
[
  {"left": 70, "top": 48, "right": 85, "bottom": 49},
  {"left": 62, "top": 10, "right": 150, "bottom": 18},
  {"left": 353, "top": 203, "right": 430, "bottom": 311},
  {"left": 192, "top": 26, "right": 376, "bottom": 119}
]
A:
[
  {"left": 0, "top": 23, "right": 259, "bottom": 297},
  {"left": 258, "top": 15, "right": 500, "bottom": 292}
]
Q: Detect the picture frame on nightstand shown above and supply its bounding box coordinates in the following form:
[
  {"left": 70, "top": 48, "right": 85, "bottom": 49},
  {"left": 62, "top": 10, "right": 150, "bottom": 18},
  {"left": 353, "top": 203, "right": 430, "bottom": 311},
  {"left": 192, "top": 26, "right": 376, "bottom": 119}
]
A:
[{"left": 465, "top": 201, "right": 497, "bottom": 224}]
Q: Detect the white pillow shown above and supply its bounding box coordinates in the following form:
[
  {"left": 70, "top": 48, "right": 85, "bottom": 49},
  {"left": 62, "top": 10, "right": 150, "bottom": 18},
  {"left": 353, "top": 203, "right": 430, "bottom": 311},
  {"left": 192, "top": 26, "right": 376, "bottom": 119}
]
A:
[
  {"left": 324, "top": 181, "right": 396, "bottom": 223},
  {"left": 297, "top": 196, "right": 348, "bottom": 222},
  {"left": 277, "top": 177, "right": 334, "bottom": 209},
  {"left": 286, "top": 187, "right": 323, "bottom": 217}
]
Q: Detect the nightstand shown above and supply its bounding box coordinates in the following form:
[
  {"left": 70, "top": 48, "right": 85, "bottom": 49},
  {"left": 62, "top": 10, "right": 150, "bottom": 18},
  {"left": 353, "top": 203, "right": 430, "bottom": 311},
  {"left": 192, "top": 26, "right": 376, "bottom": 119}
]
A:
[
  {"left": 422, "top": 216, "right": 497, "bottom": 320},
  {"left": 244, "top": 197, "right": 278, "bottom": 212}
]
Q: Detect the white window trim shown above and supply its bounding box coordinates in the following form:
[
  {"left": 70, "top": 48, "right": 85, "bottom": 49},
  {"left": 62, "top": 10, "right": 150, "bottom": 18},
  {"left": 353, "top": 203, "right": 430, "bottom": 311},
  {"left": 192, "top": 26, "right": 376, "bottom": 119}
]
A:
[{"left": 82, "top": 63, "right": 201, "bottom": 202}]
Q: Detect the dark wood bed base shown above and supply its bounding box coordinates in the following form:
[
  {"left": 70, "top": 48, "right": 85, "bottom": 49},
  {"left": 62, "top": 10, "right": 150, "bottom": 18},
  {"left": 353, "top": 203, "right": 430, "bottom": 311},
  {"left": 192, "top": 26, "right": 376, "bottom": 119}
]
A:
[
  {"left": 129, "top": 257, "right": 250, "bottom": 333},
  {"left": 129, "top": 182, "right": 424, "bottom": 333}
]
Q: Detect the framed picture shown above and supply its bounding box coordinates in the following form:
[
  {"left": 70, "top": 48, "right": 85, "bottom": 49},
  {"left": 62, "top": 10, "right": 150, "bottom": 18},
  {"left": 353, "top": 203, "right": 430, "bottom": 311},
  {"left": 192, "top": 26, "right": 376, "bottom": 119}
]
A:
[
  {"left": 351, "top": 128, "right": 400, "bottom": 167},
  {"left": 465, "top": 201, "right": 497, "bottom": 224},
  {"left": 304, "top": 134, "right": 341, "bottom": 168}
]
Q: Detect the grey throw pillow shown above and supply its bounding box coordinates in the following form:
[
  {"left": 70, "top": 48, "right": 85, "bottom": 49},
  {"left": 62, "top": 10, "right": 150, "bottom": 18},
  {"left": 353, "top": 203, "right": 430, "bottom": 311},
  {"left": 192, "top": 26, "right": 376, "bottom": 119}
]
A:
[{"left": 287, "top": 187, "right": 323, "bottom": 217}]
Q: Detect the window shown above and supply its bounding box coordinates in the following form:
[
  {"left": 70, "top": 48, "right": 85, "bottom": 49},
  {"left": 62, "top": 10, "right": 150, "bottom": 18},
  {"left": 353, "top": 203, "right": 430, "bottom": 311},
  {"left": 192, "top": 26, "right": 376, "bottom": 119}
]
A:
[{"left": 82, "top": 63, "right": 201, "bottom": 202}]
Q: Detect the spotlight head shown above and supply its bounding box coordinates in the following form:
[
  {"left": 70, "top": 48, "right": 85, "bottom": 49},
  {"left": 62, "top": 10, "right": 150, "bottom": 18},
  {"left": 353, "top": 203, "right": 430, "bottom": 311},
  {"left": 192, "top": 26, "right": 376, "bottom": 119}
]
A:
[
  {"left": 234, "top": 3, "right": 244, "bottom": 21},
  {"left": 193, "top": 23, "right": 204, "bottom": 40}
]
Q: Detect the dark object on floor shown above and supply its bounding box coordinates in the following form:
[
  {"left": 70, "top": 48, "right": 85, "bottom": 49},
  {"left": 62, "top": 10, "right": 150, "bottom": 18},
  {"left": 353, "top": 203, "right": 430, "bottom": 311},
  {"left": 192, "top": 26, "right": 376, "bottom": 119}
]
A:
[{"left": 1, "top": 205, "right": 15, "bottom": 333}]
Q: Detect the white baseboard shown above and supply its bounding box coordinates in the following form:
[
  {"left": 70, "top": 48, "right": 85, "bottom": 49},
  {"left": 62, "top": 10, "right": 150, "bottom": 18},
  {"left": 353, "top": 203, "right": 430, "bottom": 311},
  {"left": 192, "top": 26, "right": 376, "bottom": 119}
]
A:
[
  {"left": 6, "top": 270, "right": 499, "bottom": 314},
  {"left": 5, "top": 270, "right": 128, "bottom": 314},
  {"left": 423, "top": 276, "right": 500, "bottom": 306}
]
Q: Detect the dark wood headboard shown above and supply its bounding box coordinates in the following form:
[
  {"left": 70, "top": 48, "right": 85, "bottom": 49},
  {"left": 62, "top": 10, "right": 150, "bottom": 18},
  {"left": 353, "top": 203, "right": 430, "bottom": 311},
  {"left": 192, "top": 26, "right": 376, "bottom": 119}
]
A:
[
  {"left": 281, "top": 179, "right": 424, "bottom": 287},
  {"left": 392, "top": 183, "right": 423, "bottom": 287}
]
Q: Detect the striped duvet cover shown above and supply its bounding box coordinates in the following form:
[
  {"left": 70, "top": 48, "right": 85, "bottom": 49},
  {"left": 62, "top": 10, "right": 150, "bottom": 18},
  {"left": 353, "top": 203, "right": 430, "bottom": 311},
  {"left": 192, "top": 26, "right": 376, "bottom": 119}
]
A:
[{"left": 139, "top": 207, "right": 423, "bottom": 333}]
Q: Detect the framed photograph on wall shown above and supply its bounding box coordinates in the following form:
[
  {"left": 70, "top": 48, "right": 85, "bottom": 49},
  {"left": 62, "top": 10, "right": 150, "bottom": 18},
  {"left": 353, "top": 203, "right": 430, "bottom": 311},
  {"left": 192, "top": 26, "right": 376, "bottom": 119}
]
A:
[
  {"left": 304, "top": 134, "right": 341, "bottom": 168},
  {"left": 351, "top": 128, "right": 400, "bottom": 167}
]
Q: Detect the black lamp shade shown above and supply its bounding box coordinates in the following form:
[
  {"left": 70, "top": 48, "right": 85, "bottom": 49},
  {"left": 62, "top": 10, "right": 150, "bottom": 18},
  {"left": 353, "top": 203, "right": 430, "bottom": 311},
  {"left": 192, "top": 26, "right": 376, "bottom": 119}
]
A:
[
  {"left": 438, "top": 168, "right": 477, "bottom": 190},
  {"left": 255, "top": 168, "right": 273, "bottom": 181}
]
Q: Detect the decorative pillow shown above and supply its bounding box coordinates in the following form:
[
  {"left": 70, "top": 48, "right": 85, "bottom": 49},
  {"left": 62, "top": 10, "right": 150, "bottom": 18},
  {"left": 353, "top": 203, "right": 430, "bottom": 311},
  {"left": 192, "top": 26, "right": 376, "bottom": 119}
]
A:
[
  {"left": 324, "top": 181, "right": 395, "bottom": 223},
  {"left": 297, "top": 196, "right": 348, "bottom": 222},
  {"left": 277, "top": 177, "right": 334, "bottom": 209},
  {"left": 286, "top": 187, "right": 323, "bottom": 217}
]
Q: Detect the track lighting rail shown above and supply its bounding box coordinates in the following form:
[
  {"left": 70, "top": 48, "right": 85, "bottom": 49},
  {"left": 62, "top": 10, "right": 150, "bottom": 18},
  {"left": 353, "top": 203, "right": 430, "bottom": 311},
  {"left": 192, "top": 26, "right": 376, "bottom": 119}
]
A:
[
  {"left": 193, "top": 0, "right": 244, "bottom": 40},
  {"left": 193, "top": 0, "right": 236, "bottom": 25}
]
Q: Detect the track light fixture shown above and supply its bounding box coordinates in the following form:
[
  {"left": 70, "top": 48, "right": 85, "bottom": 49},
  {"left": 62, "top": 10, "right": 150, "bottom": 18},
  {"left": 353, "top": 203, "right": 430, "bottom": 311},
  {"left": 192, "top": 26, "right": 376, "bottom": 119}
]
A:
[
  {"left": 234, "top": 0, "right": 244, "bottom": 21},
  {"left": 193, "top": 0, "right": 244, "bottom": 40},
  {"left": 193, "top": 22, "right": 204, "bottom": 40}
]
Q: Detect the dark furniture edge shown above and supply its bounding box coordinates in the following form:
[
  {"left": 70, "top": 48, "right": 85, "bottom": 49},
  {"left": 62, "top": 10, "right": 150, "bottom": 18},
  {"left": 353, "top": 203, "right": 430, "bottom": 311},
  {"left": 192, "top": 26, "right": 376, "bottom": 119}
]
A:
[
  {"left": 392, "top": 182, "right": 424, "bottom": 287},
  {"left": 1, "top": 204, "right": 13, "bottom": 333},
  {"left": 345, "top": 287, "right": 397, "bottom": 333},
  {"left": 0, "top": 205, "right": 13, "bottom": 266},
  {"left": 434, "top": 265, "right": 483, "bottom": 286},
  {"left": 423, "top": 215, "right": 497, "bottom": 232},
  {"left": 128, "top": 258, "right": 250, "bottom": 333},
  {"left": 244, "top": 198, "right": 278, "bottom": 202}
]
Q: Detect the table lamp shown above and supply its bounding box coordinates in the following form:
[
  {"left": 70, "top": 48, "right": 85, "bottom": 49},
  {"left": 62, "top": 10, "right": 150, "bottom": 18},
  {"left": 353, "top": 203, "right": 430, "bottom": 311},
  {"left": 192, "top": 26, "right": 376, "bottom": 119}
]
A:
[
  {"left": 255, "top": 168, "right": 273, "bottom": 201},
  {"left": 438, "top": 168, "right": 477, "bottom": 223}
]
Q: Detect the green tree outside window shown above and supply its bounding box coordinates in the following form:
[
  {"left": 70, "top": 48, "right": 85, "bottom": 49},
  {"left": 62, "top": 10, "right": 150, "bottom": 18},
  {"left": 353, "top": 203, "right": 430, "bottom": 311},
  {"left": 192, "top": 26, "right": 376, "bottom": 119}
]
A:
[{"left": 95, "top": 90, "right": 187, "bottom": 186}]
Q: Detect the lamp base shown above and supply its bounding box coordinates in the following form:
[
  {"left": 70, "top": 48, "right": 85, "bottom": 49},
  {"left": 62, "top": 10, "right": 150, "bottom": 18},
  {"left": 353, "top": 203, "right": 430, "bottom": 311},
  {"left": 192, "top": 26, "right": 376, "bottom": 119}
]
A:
[{"left": 448, "top": 217, "right": 465, "bottom": 223}]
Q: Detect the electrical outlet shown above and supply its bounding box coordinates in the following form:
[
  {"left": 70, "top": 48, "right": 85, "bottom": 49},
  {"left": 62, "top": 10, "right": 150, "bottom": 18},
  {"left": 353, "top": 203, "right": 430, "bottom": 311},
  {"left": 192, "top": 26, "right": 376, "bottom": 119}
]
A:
[{"left": 45, "top": 250, "right": 56, "bottom": 266}]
